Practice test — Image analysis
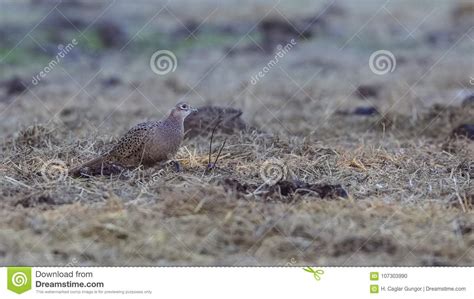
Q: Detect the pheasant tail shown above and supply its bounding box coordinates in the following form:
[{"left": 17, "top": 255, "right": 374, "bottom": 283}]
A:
[{"left": 69, "top": 155, "right": 107, "bottom": 177}]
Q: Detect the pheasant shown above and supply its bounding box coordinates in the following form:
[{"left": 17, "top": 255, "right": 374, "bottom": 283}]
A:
[{"left": 69, "top": 102, "right": 197, "bottom": 176}]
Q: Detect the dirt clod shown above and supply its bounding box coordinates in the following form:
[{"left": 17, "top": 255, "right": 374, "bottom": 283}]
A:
[
  {"left": 268, "top": 180, "right": 348, "bottom": 199},
  {"left": 3, "top": 76, "right": 28, "bottom": 95},
  {"left": 97, "top": 21, "right": 127, "bottom": 48},
  {"left": 184, "top": 106, "right": 249, "bottom": 138},
  {"left": 101, "top": 76, "right": 122, "bottom": 87},
  {"left": 355, "top": 85, "right": 380, "bottom": 99},
  {"left": 452, "top": 124, "right": 474, "bottom": 140},
  {"left": 462, "top": 94, "right": 474, "bottom": 106}
]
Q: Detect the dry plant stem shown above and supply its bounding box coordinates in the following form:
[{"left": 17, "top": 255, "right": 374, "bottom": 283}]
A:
[{"left": 205, "top": 120, "right": 228, "bottom": 174}]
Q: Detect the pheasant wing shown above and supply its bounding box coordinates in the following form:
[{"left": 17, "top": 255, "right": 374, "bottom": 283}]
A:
[{"left": 107, "top": 122, "right": 155, "bottom": 161}]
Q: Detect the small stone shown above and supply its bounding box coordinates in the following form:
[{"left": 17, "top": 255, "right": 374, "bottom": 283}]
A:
[
  {"left": 101, "top": 76, "right": 122, "bottom": 87},
  {"left": 353, "top": 106, "right": 379, "bottom": 116}
]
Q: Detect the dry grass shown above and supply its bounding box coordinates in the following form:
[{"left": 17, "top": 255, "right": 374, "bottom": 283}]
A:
[{"left": 0, "top": 0, "right": 473, "bottom": 266}]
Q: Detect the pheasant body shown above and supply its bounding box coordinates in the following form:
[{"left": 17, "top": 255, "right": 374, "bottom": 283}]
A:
[{"left": 70, "top": 102, "right": 196, "bottom": 176}]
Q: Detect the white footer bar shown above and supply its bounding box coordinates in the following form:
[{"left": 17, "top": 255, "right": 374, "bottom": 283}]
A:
[{"left": 1, "top": 267, "right": 472, "bottom": 298}]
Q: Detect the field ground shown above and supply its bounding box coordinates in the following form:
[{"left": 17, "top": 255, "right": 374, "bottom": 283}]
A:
[{"left": 0, "top": 0, "right": 473, "bottom": 266}]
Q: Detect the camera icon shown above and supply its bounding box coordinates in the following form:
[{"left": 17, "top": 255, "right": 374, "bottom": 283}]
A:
[{"left": 370, "top": 285, "right": 379, "bottom": 294}]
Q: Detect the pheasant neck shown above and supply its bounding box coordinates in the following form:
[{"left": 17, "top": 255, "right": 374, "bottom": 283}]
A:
[{"left": 163, "top": 112, "right": 184, "bottom": 130}]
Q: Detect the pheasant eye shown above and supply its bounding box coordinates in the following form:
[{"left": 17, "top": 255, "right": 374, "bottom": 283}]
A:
[{"left": 181, "top": 104, "right": 188, "bottom": 109}]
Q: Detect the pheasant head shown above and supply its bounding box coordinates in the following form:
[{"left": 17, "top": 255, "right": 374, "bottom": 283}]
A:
[{"left": 169, "top": 102, "right": 197, "bottom": 122}]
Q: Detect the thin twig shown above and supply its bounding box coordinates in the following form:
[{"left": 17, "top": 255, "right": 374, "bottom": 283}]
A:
[
  {"left": 208, "top": 119, "right": 222, "bottom": 166},
  {"left": 205, "top": 119, "right": 227, "bottom": 174},
  {"left": 213, "top": 138, "right": 227, "bottom": 166}
]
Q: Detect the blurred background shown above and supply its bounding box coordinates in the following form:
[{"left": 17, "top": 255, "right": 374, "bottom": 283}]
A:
[{"left": 1, "top": 0, "right": 472, "bottom": 137}]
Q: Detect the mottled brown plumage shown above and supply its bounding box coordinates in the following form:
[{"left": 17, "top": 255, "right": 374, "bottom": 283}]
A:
[{"left": 70, "top": 102, "right": 196, "bottom": 176}]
